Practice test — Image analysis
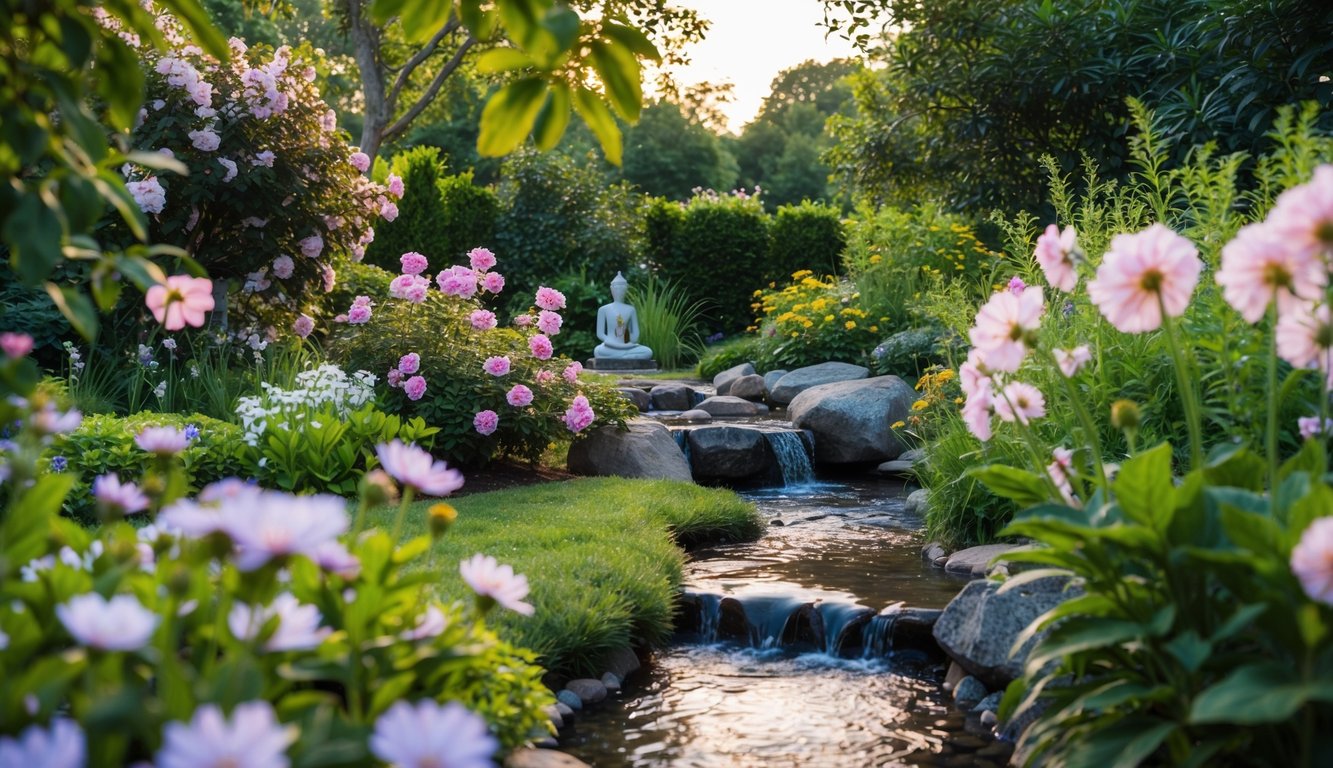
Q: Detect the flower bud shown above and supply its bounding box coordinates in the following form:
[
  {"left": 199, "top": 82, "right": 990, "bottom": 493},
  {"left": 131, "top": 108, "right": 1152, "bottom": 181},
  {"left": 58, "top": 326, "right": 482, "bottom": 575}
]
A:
[
  {"left": 428, "top": 503, "right": 457, "bottom": 538},
  {"left": 1110, "top": 400, "right": 1141, "bottom": 431},
  {"left": 360, "top": 469, "right": 398, "bottom": 506},
  {"left": 167, "top": 565, "right": 192, "bottom": 597}
]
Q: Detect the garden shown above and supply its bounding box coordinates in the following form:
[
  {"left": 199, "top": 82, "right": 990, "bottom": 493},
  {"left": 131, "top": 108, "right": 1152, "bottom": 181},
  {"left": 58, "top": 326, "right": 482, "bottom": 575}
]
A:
[{"left": 2, "top": 0, "right": 1333, "bottom": 765}]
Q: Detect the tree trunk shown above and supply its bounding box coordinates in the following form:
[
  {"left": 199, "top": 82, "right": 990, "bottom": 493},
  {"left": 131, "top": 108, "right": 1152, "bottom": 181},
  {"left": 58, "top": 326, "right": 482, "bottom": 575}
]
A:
[{"left": 348, "top": 0, "right": 389, "bottom": 164}]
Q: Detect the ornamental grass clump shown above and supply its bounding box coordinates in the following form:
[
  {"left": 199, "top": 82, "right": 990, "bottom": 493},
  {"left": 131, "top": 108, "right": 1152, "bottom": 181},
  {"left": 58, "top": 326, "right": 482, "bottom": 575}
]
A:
[{"left": 943, "top": 108, "right": 1333, "bottom": 765}]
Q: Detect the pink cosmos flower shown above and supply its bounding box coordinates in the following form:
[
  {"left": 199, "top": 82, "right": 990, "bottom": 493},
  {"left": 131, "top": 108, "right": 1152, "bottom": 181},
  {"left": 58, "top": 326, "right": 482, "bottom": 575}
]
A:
[
  {"left": 135, "top": 426, "right": 190, "bottom": 455},
  {"left": 0, "top": 720, "right": 85, "bottom": 767},
  {"left": 1053, "top": 345, "right": 1092, "bottom": 378},
  {"left": 375, "top": 440, "right": 464, "bottom": 496},
  {"left": 483, "top": 356, "right": 511, "bottom": 376},
  {"left": 563, "top": 395, "right": 595, "bottom": 433},
  {"left": 226, "top": 493, "right": 350, "bottom": 571},
  {"left": 349, "top": 151, "right": 371, "bottom": 172},
  {"left": 1299, "top": 416, "right": 1333, "bottom": 440},
  {"left": 480, "top": 271, "right": 505, "bottom": 294},
  {"left": 272, "top": 255, "right": 295, "bottom": 279},
  {"left": 1265, "top": 164, "right": 1333, "bottom": 263},
  {"left": 293, "top": 314, "right": 314, "bottom": 339},
  {"left": 473, "top": 410, "right": 499, "bottom": 436},
  {"left": 229, "top": 593, "right": 331, "bottom": 651},
  {"left": 0, "top": 332, "right": 34, "bottom": 359},
  {"left": 1046, "top": 447, "right": 1076, "bottom": 506},
  {"left": 400, "top": 251, "right": 428, "bottom": 275},
  {"left": 146, "top": 275, "right": 215, "bottom": 331},
  {"left": 403, "top": 375, "right": 427, "bottom": 401},
  {"left": 961, "top": 387, "right": 993, "bottom": 441},
  {"left": 1276, "top": 302, "right": 1333, "bottom": 385},
  {"left": 1292, "top": 517, "right": 1333, "bottom": 605},
  {"left": 470, "top": 309, "right": 497, "bottom": 330},
  {"left": 959, "top": 349, "right": 991, "bottom": 399},
  {"left": 56, "top": 593, "right": 159, "bottom": 651},
  {"left": 401, "top": 605, "right": 447, "bottom": 641},
  {"left": 535, "top": 286, "right": 567, "bottom": 311},
  {"left": 299, "top": 234, "right": 324, "bottom": 259},
  {"left": 1007, "top": 276, "right": 1026, "bottom": 294},
  {"left": 398, "top": 353, "right": 421, "bottom": 375},
  {"left": 468, "top": 247, "right": 497, "bottom": 271},
  {"left": 127, "top": 177, "right": 166, "bottom": 214},
  {"left": 1217, "top": 221, "right": 1326, "bottom": 323},
  {"left": 1087, "top": 224, "right": 1202, "bottom": 333},
  {"left": 459, "top": 553, "right": 533, "bottom": 615},
  {"left": 968, "top": 287, "right": 1045, "bottom": 372},
  {"left": 529, "top": 334, "right": 553, "bottom": 361},
  {"left": 370, "top": 700, "right": 498, "bottom": 768},
  {"left": 993, "top": 381, "right": 1046, "bottom": 425},
  {"left": 157, "top": 702, "right": 295, "bottom": 768},
  {"left": 92, "top": 474, "right": 150, "bottom": 515},
  {"left": 188, "top": 128, "right": 220, "bottom": 152},
  {"left": 32, "top": 402, "right": 81, "bottom": 435},
  {"left": 563, "top": 361, "right": 583, "bottom": 383},
  {"left": 1034, "top": 224, "right": 1079, "bottom": 292},
  {"left": 537, "top": 310, "right": 563, "bottom": 336},
  {"left": 347, "top": 304, "right": 372, "bottom": 324},
  {"left": 506, "top": 384, "right": 534, "bottom": 407},
  {"left": 387, "top": 174, "right": 404, "bottom": 198}
]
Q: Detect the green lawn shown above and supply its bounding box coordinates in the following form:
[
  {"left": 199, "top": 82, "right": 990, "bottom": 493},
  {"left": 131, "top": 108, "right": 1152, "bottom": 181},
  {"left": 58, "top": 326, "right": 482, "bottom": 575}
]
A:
[{"left": 366, "top": 477, "right": 761, "bottom": 677}]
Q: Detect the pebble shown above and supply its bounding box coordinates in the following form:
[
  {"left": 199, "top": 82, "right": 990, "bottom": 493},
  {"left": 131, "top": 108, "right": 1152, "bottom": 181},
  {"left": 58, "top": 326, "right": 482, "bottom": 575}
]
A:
[
  {"left": 770, "top": 519, "right": 785, "bottom": 526},
  {"left": 600, "top": 672, "right": 622, "bottom": 693},
  {"left": 565, "top": 678, "right": 608, "bottom": 706},
  {"left": 952, "top": 675, "right": 988, "bottom": 709},
  {"left": 542, "top": 704, "right": 564, "bottom": 730},
  {"left": 980, "top": 710, "right": 999, "bottom": 727},
  {"left": 555, "top": 702, "right": 575, "bottom": 719},
  {"left": 504, "top": 748, "right": 593, "bottom": 768},
  {"left": 556, "top": 690, "right": 582, "bottom": 711}
]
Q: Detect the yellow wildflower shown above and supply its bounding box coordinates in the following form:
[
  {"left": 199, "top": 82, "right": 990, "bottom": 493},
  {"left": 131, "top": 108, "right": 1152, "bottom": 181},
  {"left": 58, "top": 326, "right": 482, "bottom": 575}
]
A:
[
  {"left": 824, "top": 314, "right": 835, "bottom": 323},
  {"left": 891, "top": 420, "right": 906, "bottom": 429},
  {"left": 869, "top": 325, "right": 878, "bottom": 333},
  {"left": 792, "top": 269, "right": 813, "bottom": 280},
  {"left": 911, "top": 399, "right": 929, "bottom": 411},
  {"left": 869, "top": 254, "right": 882, "bottom": 265},
  {"left": 802, "top": 319, "right": 814, "bottom": 328},
  {"left": 845, "top": 320, "right": 856, "bottom": 330}
]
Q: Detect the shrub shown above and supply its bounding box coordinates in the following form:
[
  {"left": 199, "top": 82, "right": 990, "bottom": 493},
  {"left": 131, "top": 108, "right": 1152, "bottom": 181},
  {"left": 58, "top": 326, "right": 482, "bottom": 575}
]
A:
[
  {"left": 768, "top": 201, "right": 846, "bottom": 280},
  {"left": 869, "top": 326, "right": 959, "bottom": 379},
  {"left": 363, "top": 146, "right": 450, "bottom": 271},
  {"left": 748, "top": 271, "right": 882, "bottom": 370},
  {"left": 627, "top": 278, "right": 709, "bottom": 370},
  {"left": 543, "top": 271, "right": 603, "bottom": 361},
  {"left": 437, "top": 171, "right": 500, "bottom": 262}
]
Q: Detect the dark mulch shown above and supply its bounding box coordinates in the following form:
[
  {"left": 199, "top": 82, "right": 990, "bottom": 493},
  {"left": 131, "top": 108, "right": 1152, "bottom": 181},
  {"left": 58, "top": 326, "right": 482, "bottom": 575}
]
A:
[{"left": 451, "top": 459, "right": 575, "bottom": 497}]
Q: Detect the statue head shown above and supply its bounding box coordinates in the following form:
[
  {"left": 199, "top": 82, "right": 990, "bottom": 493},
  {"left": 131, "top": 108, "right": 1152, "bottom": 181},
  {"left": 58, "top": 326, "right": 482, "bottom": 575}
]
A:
[{"left": 610, "top": 271, "right": 628, "bottom": 303}]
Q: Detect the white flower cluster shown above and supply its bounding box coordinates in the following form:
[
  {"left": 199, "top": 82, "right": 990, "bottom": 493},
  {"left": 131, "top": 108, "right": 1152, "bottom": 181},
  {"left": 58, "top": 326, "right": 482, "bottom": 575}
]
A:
[{"left": 235, "top": 363, "right": 377, "bottom": 446}]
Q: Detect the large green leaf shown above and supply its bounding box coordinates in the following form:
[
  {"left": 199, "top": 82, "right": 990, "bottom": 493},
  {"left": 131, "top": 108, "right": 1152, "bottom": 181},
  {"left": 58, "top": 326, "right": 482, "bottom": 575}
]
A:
[
  {"left": 475, "top": 47, "right": 536, "bottom": 73},
  {"left": 969, "top": 464, "right": 1050, "bottom": 507},
  {"left": 572, "top": 86, "right": 622, "bottom": 165},
  {"left": 602, "top": 21, "right": 661, "bottom": 62},
  {"left": 477, "top": 77, "right": 548, "bottom": 157},
  {"left": 532, "top": 81, "right": 571, "bottom": 150},
  {"left": 1063, "top": 717, "right": 1177, "bottom": 768},
  {"left": 1113, "top": 442, "right": 1174, "bottom": 529},
  {"left": 588, "top": 39, "right": 642, "bottom": 121},
  {"left": 5, "top": 190, "right": 64, "bottom": 285},
  {"left": 1189, "top": 662, "right": 1324, "bottom": 724}
]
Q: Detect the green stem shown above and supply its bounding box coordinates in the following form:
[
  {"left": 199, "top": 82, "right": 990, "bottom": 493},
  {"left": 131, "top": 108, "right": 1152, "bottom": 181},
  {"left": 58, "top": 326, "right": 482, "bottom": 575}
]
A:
[
  {"left": 1267, "top": 300, "right": 1280, "bottom": 517},
  {"left": 1044, "top": 348, "right": 1109, "bottom": 500},
  {"left": 1159, "top": 303, "right": 1203, "bottom": 470},
  {"left": 996, "top": 386, "right": 1067, "bottom": 502},
  {"left": 351, "top": 494, "right": 369, "bottom": 536},
  {"left": 391, "top": 487, "right": 416, "bottom": 542}
]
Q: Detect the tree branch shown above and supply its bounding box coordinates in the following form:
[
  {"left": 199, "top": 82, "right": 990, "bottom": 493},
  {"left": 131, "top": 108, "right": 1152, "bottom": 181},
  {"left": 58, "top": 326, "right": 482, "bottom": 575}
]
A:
[
  {"left": 386, "top": 20, "right": 461, "bottom": 108},
  {"left": 383, "top": 35, "right": 477, "bottom": 142}
]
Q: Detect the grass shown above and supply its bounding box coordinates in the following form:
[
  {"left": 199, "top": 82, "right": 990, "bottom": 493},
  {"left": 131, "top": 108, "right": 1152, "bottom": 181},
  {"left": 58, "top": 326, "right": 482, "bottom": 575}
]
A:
[{"left": 366, "top": 477, "right": 762, "bottom": 677}]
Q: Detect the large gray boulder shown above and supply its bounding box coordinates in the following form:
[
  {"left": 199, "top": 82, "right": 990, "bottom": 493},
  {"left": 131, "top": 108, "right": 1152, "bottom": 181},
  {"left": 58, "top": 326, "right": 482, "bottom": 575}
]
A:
[
  {"left": 729, "top": 374, "right": 768, "bottom": 401},
  {"left": 695, "top": 395, "right": 769, "bottom": 417},
  {"left": 932, "top": 575, "right": 1079, "bottom": 689},
  {"left": 788, "top": 376, "right": 914, "bottom": 464},
  {"left": 769, "top": 362, "right": 869, "bottom": 405},
  {"left": 763, "top": 369, "right": 788, "bottom": 393},
  {"left": 617, "top": 387, "right": 650, "bottom": 412},
  {"left": 687, "top": 426, "right": 771, "bottom": 480},
  {"left": 567, "top": 419, "right": 693, "bottom": 482},
  {"left": 649, "top": 383, "right": 695, "bottom": 411},
  {"left": 713, "top": 362, "right": 756, "bottom": 394}
]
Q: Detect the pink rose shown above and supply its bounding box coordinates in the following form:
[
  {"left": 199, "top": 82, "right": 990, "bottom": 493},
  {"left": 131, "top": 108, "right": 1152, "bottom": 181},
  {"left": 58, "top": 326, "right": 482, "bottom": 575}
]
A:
[
  {"left": 347, "top": 305, "right": 371, "bottom": 324},
  {"left": 400, "top": 252, "right": 428, "bottom": 275},
  {"left": 468, "top": 247, "right": 497, "bottom": 271},
  {"left": 528, "top": 334, "right": 553, "bottom": 361},
  {"left": 398, "top": 353, "right": 421, "bottom": 375},
  {"left": 0, "top": 332, "right": 34, "bottom": 359},
  {"left": 480, "top": 272, "right": 505, "bottom": 294},
  {"left": 293, "top": 314, "right": 314, "bottom": 339},
  {"left": 563, "top": 361, "right": 583, "bottom": 383},
  {"left": 470, "top": 310, "right": 497, "bottom": 330},
  {"left": 483, "top": 356, "right": 510, "bottom": 376},
  {"left": 299, "top": 234, "right": 323, "bottom": 259},
  {"left": 349, "top": 151, "right": 371, "bottom": 172},
  {"left": 563, "top": 395, "right": 595, "bottom": 433},
  {"left": 535, "top": 286, "right": 566, "bottom": 311},
  {"left": 536, "top": 310, "right": 562, "bottom": 336},
  {"left": 272, "top": 255, "right": 294, "bottom": 279},
  {"left": 473, "top": 410, "right": 499, "bottom": 436},
  {"left": 387, "top": 369, "right": 403, "bottom": 387},
  {"left": 506, "top": 384, "right": 534, "bottom": 407},
  {"left": 188, "top": 128, "right": 220, "bottom": 152},
  {"left": 404, "top": 375, "right": 427, "bottom": 401},
  {"left": 387, "top": 174, "right": 404, "bottom": 199},
  {"left": 536, "top": 370, "right": 556, "bottom": 385},
  {"left": 380, "top": 201, "right": 399, "bottom": 222}
]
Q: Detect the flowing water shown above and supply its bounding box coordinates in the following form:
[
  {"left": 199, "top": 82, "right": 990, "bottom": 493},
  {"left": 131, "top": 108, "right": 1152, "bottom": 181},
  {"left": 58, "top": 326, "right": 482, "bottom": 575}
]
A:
[{"left": 563, "top": 478, "right": 1011, "bottom": 768}]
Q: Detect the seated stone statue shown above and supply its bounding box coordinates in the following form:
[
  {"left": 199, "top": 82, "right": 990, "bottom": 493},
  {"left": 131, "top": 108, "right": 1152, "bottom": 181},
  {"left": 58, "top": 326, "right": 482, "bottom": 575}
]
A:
[{"left": 594, "top": 272, "right": 654, "bottom": 360}]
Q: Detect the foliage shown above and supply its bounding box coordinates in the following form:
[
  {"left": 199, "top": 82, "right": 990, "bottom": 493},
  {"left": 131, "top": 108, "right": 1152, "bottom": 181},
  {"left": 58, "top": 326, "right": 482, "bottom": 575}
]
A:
[
  {"left": 869, "top": 327, "right": 958, "bottom": 380},
  {"left": 648, "top": 189, "right": 771, "bottom": 333},
  {"left": 437, "top": 171, "right": 500, "bottom": 261},
  {"left": 617, "top": 101, "right": 738, "bottom": 201},
  {"left": 748, "top": 271, "right": 881, "bottom": 371},
  {"left": 697, "top": 336, "right": 762, "bottom": 380},
  {"left": 545, "top": 270, "right": 604, "bottom": 360},
  {"left": 768, "top": 201, "right": 847, "bottom": 280},
  {"left": 364, "top": 146, "right": 449, "bottom": 272},
  {"left": 626, "top": 278, "right": 709, "bottom": 370},
  {"left": 822, "top": 0, "right": 1333, "bottom": 214},
  {"left": 375, "top": 477, "right": 761, "bottom": 676},
  {"left": 46, "top": 412, "right": 248, "bottom": 521}
]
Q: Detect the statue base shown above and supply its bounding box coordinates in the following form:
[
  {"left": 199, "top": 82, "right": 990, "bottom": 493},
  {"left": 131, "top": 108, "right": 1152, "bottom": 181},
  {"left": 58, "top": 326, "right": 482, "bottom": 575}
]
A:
[{"left": 586, "top": 358, "right": 659, "bottom": 373}]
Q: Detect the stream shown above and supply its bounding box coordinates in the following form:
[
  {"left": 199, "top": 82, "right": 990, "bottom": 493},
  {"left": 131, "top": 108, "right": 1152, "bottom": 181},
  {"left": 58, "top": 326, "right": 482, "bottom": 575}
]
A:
[{"left": 563, "top": 478, "right": 1013, "bottom": 767}]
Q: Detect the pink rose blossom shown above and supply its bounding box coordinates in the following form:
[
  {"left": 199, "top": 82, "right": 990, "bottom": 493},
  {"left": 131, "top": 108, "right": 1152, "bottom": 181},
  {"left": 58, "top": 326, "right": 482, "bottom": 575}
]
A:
[
  {"left": 1034, "top": 224, "right": 1079, "bottom": 292},
  {"left": 1087, "top": 224, "right": 1202, "bottom": 333},
  {"left": 473, "top": 410, "right": 499, "bottom": 436},
  {"left": 1292, "top": 517, "right": 1333, "bottom": 605},
  {"left": 483, "top": 356, "right": 511, "bottom": 376},
  {"left": 387, "top": 369, "right": 403, "bottom": 387},
  {"left": 293, "top": 314, "right": 314, "bottom": 339},
  {"left": 536, "top": 370, "right": 556, "bottom": 385},
  {"left": 146, "top": 275, "right": 215, "bottom": 331},
  {"left": 380, "top": 201, "right": 399, "bottom": 221},
  {"left": 1217, "top": 221, "right": 1325, "bottom": 323},
  {"left": 563, "top": 361, "right": 583, "bottom": 383},
  {"left": 535, "top": 286, "right": 566, "bottom": 311},
  {"left": 536, "top": 310, "right": 563, "bottom": 336},
  {"left": 272, "top": 255, "right": 294, "bottom": 279},
  {"left": 253, "top": 150, "right": 276, "bottom": 167},
  {"left": 403, "top": 375, "right": 427, "bottom": 401},
  {"left": 436, "top": 266, "right": 478, "bottom": 299},
  {"left": 480, "top": 272, "right": 505, "bottom": 294},
  {"left": 400, "top": 251, "right": 428, "bottom": 275},
  {"left": 188, "top": 128, "right": 220, "bottom": 152},
  {"left": 468, "top": 247, "right": 497, "bottom": 271},
  {"left": 349, "top": 151, "right": 371, "bottom": 172},
  {"left": 127, "top": 177, "right": 166, "bottom": 214},
  {"left": 968, "top": 287, "right": 1045, "bottom": 373},
  {"left": 470, "top": 310, "right": 497, "bottom": 330},
  {"left": 322, "top": 264, "right": 336, "bottom": 293},
  {"left": 387, "top": 174, "right": 404, "bottom": 198},
  {"left": 398, "top": 353, "right": 421, "bottom": 375},
  {"left": 563, "top": 395, "right": 595, "bottom": 433},
  {"left": 390, "top": 274, "right": 430, "bottom": 303},
  {"left": 513, "top": 314, "right": 532, "bottom": 328},
  {"left": 1053, "top": 346, "right": 1092, "bottom": 378},
  {"left": 0, "top": 332, "right": 34, "bottom": 359},
  {"left": 993, "top": 381, "right": 1046, "bottom": 425},
  {"left": 528, "top": 334, "right": 553, "bottom": 360},
  {"left": 506, "top": 384, "right": 534, "bottom": 407},
  {"left": 299, "top": 234, "right": 324, "bottom": 259},
  {"left": 347, "top": 304, "right": 372, "bottom": 324}
]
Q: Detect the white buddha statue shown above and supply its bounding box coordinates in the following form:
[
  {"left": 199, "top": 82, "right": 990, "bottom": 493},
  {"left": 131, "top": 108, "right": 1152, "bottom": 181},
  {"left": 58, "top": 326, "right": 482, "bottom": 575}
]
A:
[{"left": 594, "top": 272, "right": 654, "bottom": 360}]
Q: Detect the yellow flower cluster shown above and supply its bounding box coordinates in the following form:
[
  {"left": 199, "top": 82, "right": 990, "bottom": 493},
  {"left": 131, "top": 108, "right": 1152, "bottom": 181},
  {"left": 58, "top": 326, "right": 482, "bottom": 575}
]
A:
[
  {"left": 752, "top": 270, "right": 878, "bottom": 347},
  {"left": 898, "top": 366, "right": 959, "bottom": 428}
]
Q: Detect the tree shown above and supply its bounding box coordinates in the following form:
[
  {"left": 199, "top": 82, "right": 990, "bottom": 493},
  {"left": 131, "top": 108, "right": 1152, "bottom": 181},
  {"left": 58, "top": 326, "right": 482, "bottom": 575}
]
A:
[{"left": 618, "top": 101, "right": 738, "bottom": 200}]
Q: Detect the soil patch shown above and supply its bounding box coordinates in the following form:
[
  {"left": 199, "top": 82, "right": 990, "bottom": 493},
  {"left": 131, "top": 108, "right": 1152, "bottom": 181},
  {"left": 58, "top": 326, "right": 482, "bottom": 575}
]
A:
[{"left": 453, "top": 459, "right": 575, "bottom": 497}]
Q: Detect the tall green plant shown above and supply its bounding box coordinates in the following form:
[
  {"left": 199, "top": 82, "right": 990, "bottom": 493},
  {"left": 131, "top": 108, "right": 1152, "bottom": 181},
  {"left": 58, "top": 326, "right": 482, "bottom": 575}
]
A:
[{"left": 628, "top": 278, "right": 709, "bottom": 371}]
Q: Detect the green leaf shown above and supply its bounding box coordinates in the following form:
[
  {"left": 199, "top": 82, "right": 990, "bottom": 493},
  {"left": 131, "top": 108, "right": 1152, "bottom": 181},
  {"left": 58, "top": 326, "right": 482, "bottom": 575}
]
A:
[
  {"left": 533, "top": 81, "right": 571, "bottom": 150},
  {"left": 1163, "top": 630, "right": 1210, "bottom": 673},
  {"left": 968, "top": 464, "right": 1050, "bottom": 507},
  {"left": 572, "top": 86, "right": 622, "bottom": 165},
  {"left": 97, "top": 38, "right": 145, "bottom": 132},
  {"left": 1290, "top": 483, "right": 1333, "bottom": 546},
  {"left": 475, "top": 48, "right": 536, "bottom": 74},
  {"left": 400, "top": 0, "right": 454, "bottom": 43},
  {"left": 588, "top": 40, "right": 642, "bottom": 121},
  {"left": 2, "top": 474, "right": 74, "bottom": 565},
  {"left": 1203, "top": 444, "right": 1265, "bottom": 491},
  {"left": 1064, "top": 717, "right": 1177, "bottom": 768},
  {"left": 1113, "top": 442, "right": 1174, "bottom": 529},
  {"left": 44, "top": 284, "right": 99, "bottom": 341},
  {"left": 1280, "top": 437, "right": 1326, "bottom": 482},
  {"left": 602, "top": 21, "right": 661, "bottom": 62},
  {"left": 541, "top": 5, "right": 581, "bottom": 55},
  {"left": 1220, "top": 505, "right": 1285, "bottom": 557},
  {"left": 1027, "top": 617, "right": 1148, "bottom": 672},
  {"left": 5, "top": 191, "right": 64, "bottom": 285},
  {"left": 159, "top": 0, "right": 230, "bottom": 58},
  {"left": 1190, "top": 662, "right": 1314, "bottom": 724},
  {"left": 477, "top": 77, "right": 548, "bottom": 157}
]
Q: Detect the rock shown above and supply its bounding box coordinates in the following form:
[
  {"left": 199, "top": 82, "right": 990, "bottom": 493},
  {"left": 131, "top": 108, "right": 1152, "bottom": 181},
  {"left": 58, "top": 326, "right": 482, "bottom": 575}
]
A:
[
  {"left": 565, "top": 678, "right": 608, "bottom": 706},
  {"left": 905, "top": 488, "right": 930, "bottom": 514},
  {"left": 887, "top": 607, "right": 944, "bottom": 657},
  {"left": 943, "top": 544, "right": 1020, "bottom": 579},
  {"left": 542, "top": 704, "right": 564, "bottom": 730},
  {"left": 933, "top": 576, "right": 1080, "bottom": 689},
  {"left": 763, "top": 369, "right": 789, "bottom": 394},
  {"left": 687, "top": 426, "right": 771, "bottom": 480},
  {"left": 979, "top": 710, "right": 998, "bottom": 727},
  {"left": 600, "top": 672, "right": 622, "bottom": 692},
  {"left": 713, "top": 363, "right": 756, "bottom": 393},
  {"left": 770, "top": 519, "right": 785, "bottom": 526},
  {"left": 649, "top": 383, "right": 696, "bottom": 411},
  {"left": 617, "top": 387, "right": 650, "bottom": 412},
  {"left": 922, "top": 541, "right": 947, "bottom": 563},
  {"left": 567, "top": 419, "right": 694, "bottom": 482},
  {"left": 971, "top": 691, "right": 1004, "bottom": 715},
  {"left": 555, "top": 702, "right": 575, "bottom": 720},
  {"left": 678, "top": 409, "right": 713, "bottom": 422},
  {"left": 876, "top": 459, "right": 915, "bottom": 477},
  {"left": 944, "top": 661, "right": 967, "bottom": 692},
  {"left": 695, "top": 395, "right": 769, "bottom": 417},
  {"left": 555, "top": 690, "right": 583, "bottom": 711},
  {"left": 504, "top": 749, "right": 592, "bottom": 768},
  {"left": 900, "top": 447, "right": 926, "bottom": 464},
  {"left": 715, "top": 378, "right": 735, "bottom": 396},
  {"left": 769, "top": 362, "right": 869, "bottom": 405},
  {"left": 729, "top": 374, "right": 768, "bottom": 401},
  {"left": 603, "top": 647, "right": 642, "bottom": 679},
  {"left": 953, "top": 675, "right": 988, "bottom": 709},
  {"left": 933, "top": 555, "right": 949, "bottom": 568},
  {"left": 789, "top": 376, "right": 915, "bottom": 464}
]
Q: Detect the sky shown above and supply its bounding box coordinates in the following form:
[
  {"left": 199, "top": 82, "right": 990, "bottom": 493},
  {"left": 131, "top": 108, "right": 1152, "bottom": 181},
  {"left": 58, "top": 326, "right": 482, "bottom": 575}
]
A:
[{"left": 662, "top": 1, "right": 863, "bottom": 133}]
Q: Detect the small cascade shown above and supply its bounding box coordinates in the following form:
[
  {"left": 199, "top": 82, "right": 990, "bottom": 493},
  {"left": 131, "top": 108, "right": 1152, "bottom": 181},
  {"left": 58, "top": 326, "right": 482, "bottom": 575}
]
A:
[
  {"left": 766, "top": 430, "right": 815, "bottom": 486},
  {"left": 860, "top": 603, "right": 905, "bottom": 659}
]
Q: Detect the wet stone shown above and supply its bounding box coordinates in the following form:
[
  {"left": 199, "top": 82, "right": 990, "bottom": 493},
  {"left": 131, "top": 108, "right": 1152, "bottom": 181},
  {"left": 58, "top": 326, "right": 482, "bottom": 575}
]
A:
[
  {"left": 566, "top": 678, "right": 608, "bottom": 706},
  {"left": 603, "top": 647, "right": 641, "bottom": 679},
  {"left": 504, "top": 749, "right": 592, "bottom": 768},
  {"left": 556, "top": 690, "right": 582, "bottom": 711},
  {"left": 770, "top": 519, "right": 785, "bottom": 526},
  {"left": 600, "top": 672, "right": 622, "bottom": 692},
  {"left": 952, "top": 675, "right": 987, "bottom": 709}
]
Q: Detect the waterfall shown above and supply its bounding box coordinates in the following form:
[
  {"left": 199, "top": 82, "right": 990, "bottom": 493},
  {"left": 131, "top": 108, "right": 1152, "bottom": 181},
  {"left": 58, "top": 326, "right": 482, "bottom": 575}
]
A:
[
  {"left": 766, "top": 431, "right": 815, "bottom": 486},
  {"left": 860, "top": 603, "right": 905, "bottom": 659}
]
